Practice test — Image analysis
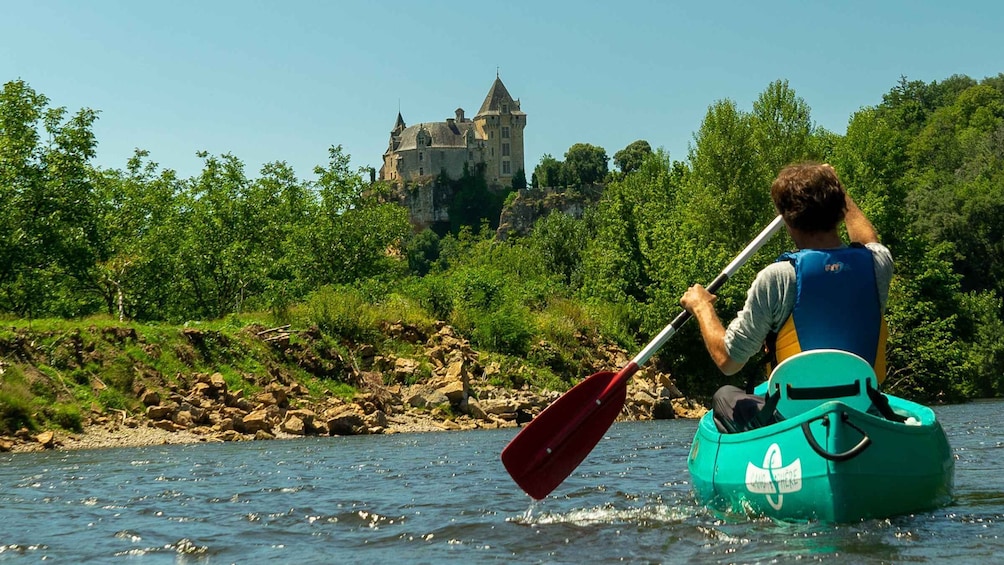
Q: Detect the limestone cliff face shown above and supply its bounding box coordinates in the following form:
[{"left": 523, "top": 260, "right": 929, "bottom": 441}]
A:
[
  {"left": 389, "top": 180, "right": 604, "bottom": 238},
  {"left": 393, "top": 181, "right": 453, "bottom": 231},
  {"left": 495, "top": 184, "right": 603, "bottom": 240}
]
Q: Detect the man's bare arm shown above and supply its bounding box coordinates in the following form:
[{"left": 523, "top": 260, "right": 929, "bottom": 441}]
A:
[
  {"left": 680, "top": 284, "right": 745, "bottom": 376},
  {"left": 844, "top": 193, "right": 879, "bottom": 245}
]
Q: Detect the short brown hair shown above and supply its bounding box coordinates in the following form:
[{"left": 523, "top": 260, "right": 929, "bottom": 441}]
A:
[{"left": 770, "top": 163, "right": 847, "bottom": 233}]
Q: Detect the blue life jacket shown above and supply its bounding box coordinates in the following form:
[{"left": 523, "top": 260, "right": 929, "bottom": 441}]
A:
[{"left": 768, "top": 245, "right": 887, "bottom": 381}]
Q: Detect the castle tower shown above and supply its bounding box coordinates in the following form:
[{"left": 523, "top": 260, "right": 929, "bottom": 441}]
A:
[
  {"left": 474, "top": 76, "right": 526, "bottom": 185},
  {"left": 380, "top": 112, "right": 408, "bottom": 181}
]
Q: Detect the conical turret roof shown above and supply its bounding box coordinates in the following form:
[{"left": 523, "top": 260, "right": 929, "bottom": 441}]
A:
[{"left": 476, "top": 77, "right": 524, "bottom": 117}]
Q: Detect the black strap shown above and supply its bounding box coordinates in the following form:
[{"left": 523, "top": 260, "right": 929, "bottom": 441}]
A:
[
  {"left": 786, "top": 381, "right": 861, "bottom": 400},
  {"left": 866, "top": 384, "right": 908, "bottom": 423},
  {"left": 750, "top": 331, "right": 779, "bottom": 394},
  {"left": 744, "top": 392, "right": 781, "bottom": 431}
]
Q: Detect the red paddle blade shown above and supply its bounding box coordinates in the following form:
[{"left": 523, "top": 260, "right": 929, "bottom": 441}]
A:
[{"left": 501, "top": 369, "right": 630, "bottom": 499}]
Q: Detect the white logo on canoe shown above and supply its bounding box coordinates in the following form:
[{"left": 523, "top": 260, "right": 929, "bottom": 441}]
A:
[{"left": 745, "top": 443, "right": 802, "bottom": 510}]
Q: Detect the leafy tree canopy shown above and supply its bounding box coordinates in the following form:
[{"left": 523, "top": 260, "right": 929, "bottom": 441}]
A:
[{"left": 613, "top": 140, "right": 652, "bottom": 174}]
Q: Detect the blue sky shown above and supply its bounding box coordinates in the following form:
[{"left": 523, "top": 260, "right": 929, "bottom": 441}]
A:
[{"left": 3, "top": 1, "right": 1002, "bottom": 180}]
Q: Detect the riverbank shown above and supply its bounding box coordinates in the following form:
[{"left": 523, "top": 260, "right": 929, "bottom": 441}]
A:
[
  {"left": 2, "top": 386, "right": 707, "bottom": 454},
  {"left": 0, "top": 320, "right": 707, "bottom": 454},
  {"left": 3, "top": 411, "right": 451, "bottom": 453}
]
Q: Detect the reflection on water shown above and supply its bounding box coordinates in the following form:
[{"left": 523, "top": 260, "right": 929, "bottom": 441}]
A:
[{"left": 0, "top": 401, "right": 1000, "bottom": 563}]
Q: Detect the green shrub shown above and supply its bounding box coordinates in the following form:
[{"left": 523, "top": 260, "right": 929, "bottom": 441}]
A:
[
  {"left": 97, "top": 388, "right": 128, "bottom": 411},
  {"left": 0, "top": 375, "right": 36, "bottom": 433},
  {"left": 405, "top": 229, "right": 442, "bottom": 276},
  {"left": 29, "top": 371, "right": 59, "bottom": 403},
  {"left": 402, "top": 275, "right": 453, "bottom": 321},
  {"left": 70, "top": 368, "right": 90, "bottom": 386},
  {"left": 537, "top": 298, "right": 592, "bottom": 349},
  {"left": 305, "top": 285, "right": 378, "bottom": 342},
  {"left": 522, "top": 366, "right": 569, "bottom": 392},
  {"left": 374, "top": 293, "right": 435, "bottom": 333},
  {"left": 103, "top": 357, "right": 136, "bottom": 393},
  {"left": 453, "top": 267, "right": 505, "bottom": 312},
  {"left": 527, "top": 340, "right": 577, "bottom": 376},
  {"left": 50, "top": 403, "right": 83, "bottom": 432},
  {"left": 470, "top": 305, "right": 534, "bottom": 356},
  {"left": 584, "top": 300, "right": 640, "bottom": 351}
]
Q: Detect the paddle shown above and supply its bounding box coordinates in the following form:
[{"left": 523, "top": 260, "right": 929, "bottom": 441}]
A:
[{"left": 501, "top": 215, "right": 786, "bottom": 500}]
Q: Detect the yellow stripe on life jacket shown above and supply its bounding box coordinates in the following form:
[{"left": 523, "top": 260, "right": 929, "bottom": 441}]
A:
[{"left": 769, "top": 316, "right": 888, "bottom": 385}]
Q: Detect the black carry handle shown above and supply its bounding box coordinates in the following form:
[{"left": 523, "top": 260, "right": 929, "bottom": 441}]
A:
[{"left": 801, "top": 412, "right": 872, "bottom": 462}]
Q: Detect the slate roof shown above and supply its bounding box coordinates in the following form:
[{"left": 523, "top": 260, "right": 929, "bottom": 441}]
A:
[{"left": 394, "top": 120, "right": 480, "bottom": 151}]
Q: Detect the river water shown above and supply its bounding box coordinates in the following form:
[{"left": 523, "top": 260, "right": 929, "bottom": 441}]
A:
[{"left": 0, "top": 400, "right": 1000, "bottom": 564}]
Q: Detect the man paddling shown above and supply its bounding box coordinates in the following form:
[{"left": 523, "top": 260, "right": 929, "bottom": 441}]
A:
[{"left": 680, "top": 163, "right": 893, "bottom": 433}]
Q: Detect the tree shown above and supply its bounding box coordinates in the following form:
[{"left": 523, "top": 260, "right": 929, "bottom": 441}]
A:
[
  {"left": 563, "top": 143, "right": 608, "bottom": 186},
  {"left": 308, "top": 145, "right": 411, "bottom": 285},
  {"left": 511, "top": 167, "right": 527, "bottom": 190},
  {"left": 91, "top": 150, "right": 184, "bottom": 320},
  {"left": 176, "top": 152, "right": 257, "bottom": 318},
  {"left": 0, "top": 80, "right": 102, "bottom": 318},
  {"left": 445, "top": 162, "right": 510, "bottom": 234},
  {"left": 613, "top": 140, "right": 652, "bottom": 174},
  {"left": 406, "top": 229, "right": 442, "bottom": 276},
  {"left": 242, "top": 160, "right": 317, "bottom": 313},
  {"left": 527, "top": 211, "right": 588, "bottom": 286},
  {"left": 883, "top": 238, "right": 970, "bottom": 401},
  {"left": 750, "top": 80, "right": 815, "bottom": 179},
  {"left": 533, "top": 154, "right": 563, "bottom": 188},
  {"left": 835, "top": 74, "right": 1004, "bottom": 399},
  {"left": 685, "top": 99, "right": 768, "bottom": 250}
]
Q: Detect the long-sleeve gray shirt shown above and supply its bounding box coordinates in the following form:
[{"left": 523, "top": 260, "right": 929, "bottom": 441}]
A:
[{"left": 723, "top": 243, "right": 894, "bottom": 365}]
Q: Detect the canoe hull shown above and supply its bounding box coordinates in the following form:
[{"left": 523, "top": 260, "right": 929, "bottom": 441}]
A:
[{"left": 688, "top": 396, "right": 954, "bottom": 522}]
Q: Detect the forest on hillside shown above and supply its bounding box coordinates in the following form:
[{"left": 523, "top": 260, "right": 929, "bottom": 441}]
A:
[{"left": 2, "top": 74, "right": 1003, "bottom": 402}]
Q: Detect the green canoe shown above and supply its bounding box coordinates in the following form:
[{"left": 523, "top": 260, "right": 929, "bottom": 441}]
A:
[{"left": 687, "top": 349, "right": 955, "bottom": 522}]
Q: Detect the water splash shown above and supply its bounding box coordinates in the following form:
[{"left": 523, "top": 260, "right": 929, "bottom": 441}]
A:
[{"left": 510, "top": 501, "right": 692, "bottom": 527}]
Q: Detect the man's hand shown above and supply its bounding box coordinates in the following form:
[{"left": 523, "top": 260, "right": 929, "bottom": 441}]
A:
[{"left": 680, "top": 283, "right": 717, "bottom": 314}]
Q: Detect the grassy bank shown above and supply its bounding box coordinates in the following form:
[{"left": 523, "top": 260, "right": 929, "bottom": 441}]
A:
[{"left": 0, "top": 286, "right": 631, "bottom": 438}]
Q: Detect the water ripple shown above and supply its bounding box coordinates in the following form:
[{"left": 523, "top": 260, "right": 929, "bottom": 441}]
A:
[{"left": 0, "top": 407, "right": 1000, "bottom": 562}]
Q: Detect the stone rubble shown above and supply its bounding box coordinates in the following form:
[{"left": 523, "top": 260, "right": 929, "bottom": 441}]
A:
[{"left": 0, "top": 321, "right": 706, "bottom": 453}]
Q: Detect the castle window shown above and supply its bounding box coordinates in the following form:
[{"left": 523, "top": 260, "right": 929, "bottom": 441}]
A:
[
  {"left": 502, "top": 126, "right": 510, "bottom": 138},
  {"left": 502, "top": 143, "right": 510, "bottom": 157},
  {"left": 419, "top": 152, "right": 424, "bottom": 162},
  {"left": 420, "top": 167, "right": 424, "bottom": 176},
  {"left": 502, "top": 160, "right": 511, "bottom": 175},
  {"left": 490, "top": 131, "right": 494, "bottom": 139},
  {"left": 491, "top": 148, "right": 494, "bottom": 157},
  {"left": 503, "top": 104, "right": 508, "bottom": 113}
]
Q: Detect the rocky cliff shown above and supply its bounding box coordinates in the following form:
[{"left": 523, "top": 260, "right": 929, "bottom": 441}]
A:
[{"left": 496, "top": 185, "right": 603, "bottom": 240}]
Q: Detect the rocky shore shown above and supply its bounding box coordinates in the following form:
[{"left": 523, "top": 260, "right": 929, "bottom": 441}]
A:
[{"left": 1, "top": 322, "right": 707, "bottom": 454}]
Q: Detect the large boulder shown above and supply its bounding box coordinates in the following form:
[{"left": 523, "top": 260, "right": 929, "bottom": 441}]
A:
[
  {"left": 281, "top": 415, "right": 306, "bottom": 435},
  {"left": 147, "top": 402, "right": 179, "bottom": 421},
  {"left": 324, "top": 405, "right": 368, "bottom": 436},
  {"left": 241, "top": 409, "right": 273, "bottom": 434}
]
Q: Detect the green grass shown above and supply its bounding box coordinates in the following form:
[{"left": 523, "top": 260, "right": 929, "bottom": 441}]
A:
[
  {"left": 0, "top": 286, "right": 629, "bottom": 436},
  {"left": 302, "top": 377, "right": 356, "bottom": 401},
  {"left": 0, "top": 366, "right": 37, "bottom": 433}
]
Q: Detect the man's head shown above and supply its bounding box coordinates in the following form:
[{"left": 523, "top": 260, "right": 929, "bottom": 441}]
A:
[{"left": 770, "top": 163, "right": 847, "bottom": 233}]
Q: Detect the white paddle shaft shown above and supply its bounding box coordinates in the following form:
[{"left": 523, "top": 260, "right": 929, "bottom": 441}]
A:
[{"left": 631, "top": 215, "right": 785, "bottom": 368}]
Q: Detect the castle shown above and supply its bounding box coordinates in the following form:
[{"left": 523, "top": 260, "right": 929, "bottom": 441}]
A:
[{"left": 379, "top": 76, "right": 526, "bottom": 187}]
